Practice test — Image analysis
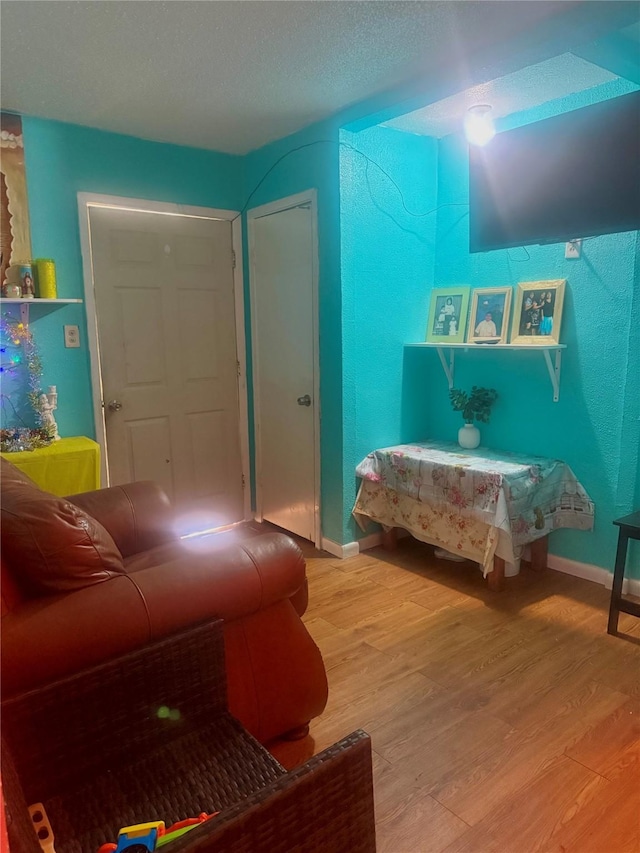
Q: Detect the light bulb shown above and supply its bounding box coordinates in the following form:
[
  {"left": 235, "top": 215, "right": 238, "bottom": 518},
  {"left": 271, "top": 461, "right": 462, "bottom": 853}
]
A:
[{"left": 464, "top": 104, "right": 495, "bottom": 146}]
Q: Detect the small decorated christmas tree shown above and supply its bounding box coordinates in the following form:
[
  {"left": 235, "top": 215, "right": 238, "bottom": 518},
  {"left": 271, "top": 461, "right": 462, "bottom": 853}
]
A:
[{"left": 0, "top": 312, "right": 56, "bottom": 451}]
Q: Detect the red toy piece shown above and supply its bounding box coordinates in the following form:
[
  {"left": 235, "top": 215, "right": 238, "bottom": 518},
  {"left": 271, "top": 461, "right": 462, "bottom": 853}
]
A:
[
  {"left": 97, "top": 813, "right": 218, "bottom": 853},
  {"left": 165, "top": 812, "right": 217, "bottom": 834}
]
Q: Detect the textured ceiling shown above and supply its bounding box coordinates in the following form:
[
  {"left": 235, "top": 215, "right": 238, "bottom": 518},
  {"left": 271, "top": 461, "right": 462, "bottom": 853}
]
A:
[
  {"left": 1, "top": 0, "right": 584, "bottom": 154},
  {"left": 383, "top": 54, "right": 620, "bottom": 138}
]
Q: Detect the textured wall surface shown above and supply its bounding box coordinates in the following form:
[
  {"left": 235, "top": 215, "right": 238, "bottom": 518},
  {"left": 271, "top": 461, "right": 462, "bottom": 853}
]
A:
[
  {"left": 430, "top": 88, "right": 639, "bottom": 573},
  {"left": 20, "top": 117, "right": 242, "bottom": 440},
  {"left": 15, "top": 12, "right": 637, "bottom": 563},
  {"left": 340, "top": 126, "right": 438, "bottom": 542},
  {"left": 418, "top": 90, "right": 639, "bottom": 573}
]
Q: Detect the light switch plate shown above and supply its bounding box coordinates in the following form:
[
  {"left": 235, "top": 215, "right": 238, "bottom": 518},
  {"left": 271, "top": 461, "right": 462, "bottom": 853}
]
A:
[{"left": 64, "top": 325, "right": 80, "bottom": 348}]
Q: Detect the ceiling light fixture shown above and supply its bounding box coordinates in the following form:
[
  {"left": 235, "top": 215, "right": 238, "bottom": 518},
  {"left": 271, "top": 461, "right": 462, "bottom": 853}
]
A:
[{"left": 464, "top": 104, "right": 495, "bottom": 146}]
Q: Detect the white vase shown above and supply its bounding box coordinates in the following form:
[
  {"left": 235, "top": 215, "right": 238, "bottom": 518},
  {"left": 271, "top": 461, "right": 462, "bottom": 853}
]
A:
[{"left": 458, "top": 423, "right": 480, "bottom": 449}]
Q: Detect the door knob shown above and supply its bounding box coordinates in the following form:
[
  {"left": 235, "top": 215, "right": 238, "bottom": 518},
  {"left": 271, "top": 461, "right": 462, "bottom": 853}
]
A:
[
  {"left": 297, "top": 394, "right": 312, "bottom": 407},
  {"left": 107, "top": 399, "right": 123, "bottom": 412}
]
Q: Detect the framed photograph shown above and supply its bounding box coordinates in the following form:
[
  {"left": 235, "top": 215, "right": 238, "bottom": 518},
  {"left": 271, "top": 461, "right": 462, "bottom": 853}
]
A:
[
  {"left": 426, "top": 287, "right": 470, "bottom": 344},
  {"left": 510, "top": 280, "right": 566, "bottom": 345},
  {"left": 466, "top": 286, "right": 512, "bottom": 345}
]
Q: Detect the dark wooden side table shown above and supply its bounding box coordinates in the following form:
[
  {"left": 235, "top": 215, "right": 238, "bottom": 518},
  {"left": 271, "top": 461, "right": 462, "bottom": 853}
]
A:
[{"left": 607, "top": 511, "right": 640, "bottom": 635}]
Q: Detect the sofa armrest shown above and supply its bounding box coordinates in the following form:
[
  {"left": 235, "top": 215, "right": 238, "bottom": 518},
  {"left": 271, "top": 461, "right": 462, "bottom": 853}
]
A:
[
  {"left": 1, "top": 533, "right": 307, "bottom": 699},
  {"left": 1, "top": 576, "right": 151, "bottom": 698},
  {"left": 130, "top": 533, "right": 307, "bottom": 637},
  {"left": 66, "top": 481, "right": 176, "bottom": 557}
]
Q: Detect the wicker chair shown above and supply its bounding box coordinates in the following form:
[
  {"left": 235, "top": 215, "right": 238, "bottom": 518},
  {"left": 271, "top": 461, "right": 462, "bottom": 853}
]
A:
[{"left": 2, "top": 620, "right": 376, "bottom": 853}]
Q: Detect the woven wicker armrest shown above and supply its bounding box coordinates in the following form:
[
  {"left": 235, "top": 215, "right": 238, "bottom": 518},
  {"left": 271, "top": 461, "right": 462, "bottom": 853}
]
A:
[
  {"left": 2, "top": 620, "right": 376, "bottom": 853},
  {"left": 2, "top": 621, "right": 230, "bottom": 805},
  {"left": 170, "top": 729, "right": 376, "bottom": 853}
]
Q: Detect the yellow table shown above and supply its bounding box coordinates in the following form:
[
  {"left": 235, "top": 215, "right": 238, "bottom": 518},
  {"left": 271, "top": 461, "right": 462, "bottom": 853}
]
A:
[{"left": 1, "top": 436, "right": 100, "bottom": 496}]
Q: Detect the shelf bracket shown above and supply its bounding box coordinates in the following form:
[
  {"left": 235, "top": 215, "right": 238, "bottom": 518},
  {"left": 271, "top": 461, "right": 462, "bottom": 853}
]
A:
[
  {"left": 436, "top": 346, "right": 455, "bottom": 389},
  {"left": 543, "top": 348, "right": 561, "bottom": 402},
  {"left": 20, "top": 303, "right": 29, "bottom": 327}
]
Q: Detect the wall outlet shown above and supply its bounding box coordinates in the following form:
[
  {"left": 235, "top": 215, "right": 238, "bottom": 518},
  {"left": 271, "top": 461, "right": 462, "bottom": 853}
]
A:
[
  {"left": 64, "top": 325, "right": 80, "bottom": 348},
  {"left": 565, "top": 239, "right": 582, "bottom": 259}
]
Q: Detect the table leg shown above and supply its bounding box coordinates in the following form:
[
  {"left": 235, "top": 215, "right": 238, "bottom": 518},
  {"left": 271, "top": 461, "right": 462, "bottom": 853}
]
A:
[
  {"left": 530, "top": 536, "right": 548, "bottom": 572},
  {"left": 381, "top": 527, "right": 398, "bottom": 551},
  {"left": 488, "top": 556, "right": 505, "bottom": 591},
  {"left": 607, "top": 531, "right": 629, "bottom": 635}
]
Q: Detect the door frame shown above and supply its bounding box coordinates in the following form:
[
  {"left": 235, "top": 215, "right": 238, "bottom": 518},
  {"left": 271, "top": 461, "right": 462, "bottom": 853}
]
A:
[
  {"left": 77, "top": 192, "right": 251, "bottom": 522},
  {"left": 247, "top": 189, "right": 321, "bottom": 547}
]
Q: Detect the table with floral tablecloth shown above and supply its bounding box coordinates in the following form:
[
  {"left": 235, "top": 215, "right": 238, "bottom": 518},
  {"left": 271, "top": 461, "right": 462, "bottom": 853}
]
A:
[{"left": 353, "top": 441, "right": 594, "bottom": 575}]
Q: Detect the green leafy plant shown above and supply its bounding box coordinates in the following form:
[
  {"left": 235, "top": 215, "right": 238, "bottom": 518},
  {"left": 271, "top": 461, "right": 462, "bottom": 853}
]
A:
[{"left": 449, "top": 386, "right": 498, "bottom": 424}]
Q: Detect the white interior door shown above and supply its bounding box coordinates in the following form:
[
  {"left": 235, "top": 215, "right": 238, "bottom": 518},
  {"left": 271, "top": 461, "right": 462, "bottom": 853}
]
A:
[
  {"left": 249, "top": 194, "right": 319, "bottom": 543},
  {"left": 88, "top": 206, "right": 244, "bottom": 532}
]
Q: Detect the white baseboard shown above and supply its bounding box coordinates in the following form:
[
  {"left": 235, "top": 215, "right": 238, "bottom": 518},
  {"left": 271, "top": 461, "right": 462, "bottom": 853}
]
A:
[
  {"left": 321, "top": 538, "right": 360, "bottom": 559},
  {"left": 356, "top": 531, "right": 384, "bottom": 551},
  {"left": 547, "top": 553, "right": 640, "bottom": 596},
  {"left": 323, "top": 529, "right": 409, "bottom": 559},
  {"left": 323, "top": 532, "right": 640, "bottom": 595},
  {"left": 354, "top": 535, "right": 640, "bottom": 595}
]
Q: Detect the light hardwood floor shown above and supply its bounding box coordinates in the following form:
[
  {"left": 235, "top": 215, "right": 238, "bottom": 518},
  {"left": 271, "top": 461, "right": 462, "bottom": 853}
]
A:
[{"left": 270, "top": 535, "right": 640, "bottom": 853}]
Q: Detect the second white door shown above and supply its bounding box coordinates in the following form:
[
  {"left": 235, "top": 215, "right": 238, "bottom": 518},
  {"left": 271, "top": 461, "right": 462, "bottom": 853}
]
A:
[
  {"left": 88, "top": 205, "right": 245, "bottom": 532},
  {"left": 249, "top": 194, "right": 319, "bottom": 543}
]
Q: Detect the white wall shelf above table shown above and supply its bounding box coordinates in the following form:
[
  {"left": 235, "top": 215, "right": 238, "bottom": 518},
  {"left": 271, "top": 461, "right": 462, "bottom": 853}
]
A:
[
  {"left": 0, "top": 298, "right": 83, "bottom": 326},
  {"left": 406, "top": 342, "right": 567, "bottom": 402}
]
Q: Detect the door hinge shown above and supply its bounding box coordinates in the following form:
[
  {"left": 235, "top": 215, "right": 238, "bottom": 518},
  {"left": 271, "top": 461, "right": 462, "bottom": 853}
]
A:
[
  {"left": 241, "top": 473, "right": 246, "bottom": 488},
  {"left": 231, "top": 249, "right": 236, "bottom": 269},
  {"left": 236, "top": 359, "right": 241, "bottom": 377}
]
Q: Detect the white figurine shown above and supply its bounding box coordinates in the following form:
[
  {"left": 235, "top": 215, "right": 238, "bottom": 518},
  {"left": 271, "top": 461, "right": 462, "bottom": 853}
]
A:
[{"left": 39, "top": 385, "right": 60, "bottom": 440}]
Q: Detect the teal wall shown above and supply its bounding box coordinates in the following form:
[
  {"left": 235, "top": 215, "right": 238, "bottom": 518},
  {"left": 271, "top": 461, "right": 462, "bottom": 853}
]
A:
[
  {"left": 400, "top": 85, "right": 640, "bottom": 574},
  {"left": 9, "top": 4, "right": 638, "bottom": 568},
  {"left": 434, "top": 92, "right": 639, "bottom": 575},
  {"left": 340, "top": 126, "right": 438, "bottom": 542},
  {"left": 238, "top": 5, "right": 639, "bottom": 548},
  {"left": 16, "top": 117, "right": 242, "bottom": 439},
  {"left": 15, "top": 114, "right": 346, "bottom": 544}
]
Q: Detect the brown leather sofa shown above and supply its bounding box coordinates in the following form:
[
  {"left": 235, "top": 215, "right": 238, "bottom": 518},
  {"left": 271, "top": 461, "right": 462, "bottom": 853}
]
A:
[{"left": 0, "top": 458, "right": 328, "bottom": 744}]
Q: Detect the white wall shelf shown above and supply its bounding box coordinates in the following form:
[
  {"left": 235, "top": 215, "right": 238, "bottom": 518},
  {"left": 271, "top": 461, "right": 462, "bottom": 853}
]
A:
[
  {"left": 0, "top": 298, "right": 83, "bottom": 325},
  {"left": 406, "top": 342, "right": 567, "bottom": 402}
]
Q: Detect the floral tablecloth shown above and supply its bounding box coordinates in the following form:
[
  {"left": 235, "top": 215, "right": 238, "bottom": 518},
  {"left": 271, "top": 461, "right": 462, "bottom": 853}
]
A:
[{"left": 353, "top": 442, "right": 594, "bottom": 574}]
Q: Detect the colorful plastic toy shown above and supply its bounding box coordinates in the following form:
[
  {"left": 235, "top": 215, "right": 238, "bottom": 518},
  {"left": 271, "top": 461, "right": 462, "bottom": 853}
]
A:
[
  {"left": 97, "top": 814, "right": 217, "bottom": 853},
  {"left": 28, "top": 804, "right": 55, "bottom": 853}
]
